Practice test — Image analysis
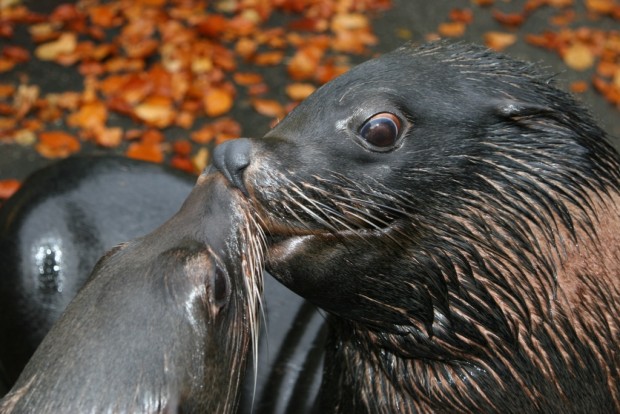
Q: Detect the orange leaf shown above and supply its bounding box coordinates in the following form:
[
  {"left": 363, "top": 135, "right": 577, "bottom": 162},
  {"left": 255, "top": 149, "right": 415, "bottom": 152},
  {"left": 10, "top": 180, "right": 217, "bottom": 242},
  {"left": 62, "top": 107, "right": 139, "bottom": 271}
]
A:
[
  {"left": 438, "top": 22, "right": 466, "bottom": 38},
  {"left": 170, "top": 156, "right": 197, "bottom": 174},
  {"left": 89, "top": 4, "right": 120, "bottom": 28},
  {"left": 253, "top": 51, "right": 284, "bottom": 66},
  {"left": 0, "top": 179, "right": 21, "bottom": 200},
  {"left": 34, "top": 32, "right": 77, "bottom": 61},
  {"left": 285, "top": 83, "right": 316, "bottom": 101},
  {"left": 196, "top": 15, "right": 229, "bottom": 38},
  {"left": 2, "top": 45, "right": 30, "bottom": 63},
  {"left": 570, "top": 81, "right": 588, "bottom": 93},
  {"left": 449, "top": 9, "right": 474, "bottom": 24},
  {"left": 134, "top": 96, "right": 175, "bottom": 128},
  {"left": 36, "top": 131, "right": 81, "bottom": 158},
  {"left": 288, "top": 45, "right": 324, "bottom": 81},
  {"left": 0, "top": 84, "right": 15, "bottom": 99},
  {"left": 67, "top": 101, "right": 107, "bottom": 130},
  {"left": 126, "top": 140, "right": 164, "bottom": 163},
  {"left": 563, "top": 42, "right": 594, "bottom": 71},
  {"left": 586, "top": 0, "right": 615, "bottom": 14},
  {"left": 94, "top": 126, "right": 123, "bottom": 148},
  {"left": 233, "top": 72, "right": 264, "bottom": 86},
  {"left": 484, "top": 32, "right": 518, "bottom": 51},
  {"left": 492, "top": 10, "right": 525, "bottom": 27},
  {"left": 172, "top": 139, "right": 192, "bottom": 156},
  {"left": 235, "top": 37, "right": 257, "bottom": 60},
  {"left": 330, "top": 13, "right": 370, "bottom": 32},
  {"left": 0, "top": 118, "right": 17, "bottom": 132},
  {"left": 203, "top": 87, "right": 234, "bottom": 117},
  {"left": 0, "top": 58, "right": 16, "bottom": 73},
  {"left": 251, "top": 98, "right": 285, "bottom": 119},
  {"left": 191, "top": 125, "right": 216, "bottom": 144},
  {"left": 175, "top": 111, "right": 195, "bottom": 129}
]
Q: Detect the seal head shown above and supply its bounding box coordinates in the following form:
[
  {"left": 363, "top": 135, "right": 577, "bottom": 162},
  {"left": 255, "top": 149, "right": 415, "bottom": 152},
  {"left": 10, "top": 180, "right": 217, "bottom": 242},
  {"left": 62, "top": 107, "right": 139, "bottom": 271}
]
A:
[
  {"left": 215, "top": 42, "right": 620, "bottom": 413},
  {"left": 0, "top": 172, "right": 264, "bottom": 413}
]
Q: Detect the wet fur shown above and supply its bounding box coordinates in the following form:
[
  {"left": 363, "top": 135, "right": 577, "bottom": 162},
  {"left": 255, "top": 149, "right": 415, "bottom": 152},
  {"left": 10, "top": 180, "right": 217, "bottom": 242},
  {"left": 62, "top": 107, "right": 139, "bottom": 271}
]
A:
[
  {"left": 0, "top": 173, "right": 264, "bottom": 413},
  {"left": 237, "top": 42, "right": 620, "bottom": 413}
]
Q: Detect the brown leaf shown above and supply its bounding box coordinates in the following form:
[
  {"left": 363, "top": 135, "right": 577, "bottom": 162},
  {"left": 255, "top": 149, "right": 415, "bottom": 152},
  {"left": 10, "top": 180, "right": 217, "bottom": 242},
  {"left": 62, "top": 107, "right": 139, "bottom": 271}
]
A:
[
  {"left": 0, "top": 58, "right": 16, "bottom": 73},
  {"left": 449, "top": 9, "right": 474, "bottom": 24},
  {"left": 438, "top": 22, "right": 466, "bottom": 38},
  {"left": 586, "top": 0, "right": 616, "bottom": 14},
  {"left": 34, "top": 32, "right": 77, "bottom": 61},
  {"left": 192, "top": 147, "right": 210, "bottom": 172},
  {"left": 67, "top": 101, "right": 107, "bottom": 130},
  {"left": 172, "top": 139, "right": 192, "bottom": 156},
  {"left": 253, "top": 51, "right": 284, "bottom": 66},
  {"left": 203, "top": 87, "right": 234, "bottom": 117},
  {"left": 170, "top": 156, "right": 197, "bottom": 174},
  {"left": 126, "top": 140, "right": 164, "bottom": 163},
  {"left": 191, "top": 125, "right": 216, "bottom": 144},
  {"left": 2, "top": 45, "right": 30, "bottom": 63},
  {"left": 251, "top": 98, "right": 285, "bottom": 119},
  {"left": 484, "top": 32, "right": 518, "bottom": 51},
  {"left": 570, "top": 81, "right": 589, "bottom": 93},
  {"left": 89, "top": 4, "right": 120, "bottom": 28},
  {"left": 0, "top": 84, "right": 15, "bottom": 99},
  {"left": 288, "top": 45, "right": 325, "bottom": 81},
  {"left": 233, "top": 72, "right": 264, "bottom": 86},
  {"left": 0, "top": 179, "right": 21, "bottom": 201},
  {"left": 330, "top": 13, "right": 370, "bottom": 32},
  {"left": 134, "top": 96, "right": 176, "bottom": 128},
  {"left": 492, "top": 10, "right": 526, "bottom": 27},
  {"left": 563, "top": 42, "right": 595, "bottom": 71},
  {"left": 285, "top": 83, "right": 316, "bottom": 101},
  {"left": 93, "top": 126, "right": 123, "bottom": 148},
  {"left": 36, "top": 131, "right": 81, "bottom": 158}
]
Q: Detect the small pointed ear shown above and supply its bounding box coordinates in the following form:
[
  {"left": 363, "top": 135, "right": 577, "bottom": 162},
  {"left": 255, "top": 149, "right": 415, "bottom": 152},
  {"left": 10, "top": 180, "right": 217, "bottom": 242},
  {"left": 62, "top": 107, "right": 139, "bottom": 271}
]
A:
[{"left": 493, "top": 99, "right": 553, "bottom": 119}]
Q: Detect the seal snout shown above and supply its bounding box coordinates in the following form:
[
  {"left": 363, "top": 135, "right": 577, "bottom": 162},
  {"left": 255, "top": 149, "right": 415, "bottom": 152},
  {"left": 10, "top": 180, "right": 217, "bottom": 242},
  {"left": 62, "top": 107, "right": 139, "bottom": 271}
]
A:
[{"left": 212, "top": 138, "right": 252, "bottom": 195}]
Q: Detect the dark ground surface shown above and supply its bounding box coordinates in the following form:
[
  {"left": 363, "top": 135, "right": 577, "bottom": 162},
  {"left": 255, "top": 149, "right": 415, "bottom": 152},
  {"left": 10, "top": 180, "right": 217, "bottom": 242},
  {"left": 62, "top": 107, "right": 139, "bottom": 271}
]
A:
[{"left": 0, "top": 0, "right": 619, "bottom": 183}]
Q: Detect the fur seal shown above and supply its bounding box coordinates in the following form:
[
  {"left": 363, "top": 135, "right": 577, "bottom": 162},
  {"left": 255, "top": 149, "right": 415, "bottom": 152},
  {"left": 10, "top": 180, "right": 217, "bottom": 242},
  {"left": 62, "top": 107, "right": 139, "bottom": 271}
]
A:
[
  {"left": 0, "top": 155, "right": 324, "bottom": 413},
  {"left": 0, "top": 171, "right": 264, "bottom": 413},
  {"left": 0, "top": 155, "right": 195, "bottom": 389},
  {"left": 214, "top": 42, "right": 620, "bottom": 413}
]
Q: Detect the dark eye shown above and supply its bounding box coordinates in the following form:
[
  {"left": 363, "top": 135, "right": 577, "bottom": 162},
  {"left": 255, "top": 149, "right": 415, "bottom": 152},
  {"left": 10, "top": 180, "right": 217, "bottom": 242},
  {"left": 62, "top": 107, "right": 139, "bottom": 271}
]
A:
[
  {"left": 212, "top": 263, "right": 230, "bottom": 307},
  {"left": 359, "top": 113, "right": 401, "bottom": 149}
]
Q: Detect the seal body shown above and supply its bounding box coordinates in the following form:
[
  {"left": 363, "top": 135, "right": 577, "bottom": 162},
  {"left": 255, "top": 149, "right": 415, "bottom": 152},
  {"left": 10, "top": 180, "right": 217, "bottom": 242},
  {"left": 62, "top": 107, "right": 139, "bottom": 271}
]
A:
[
  {"left": 0, "top": 172, "right": 264, "bottom": 413},
  {"left": 0, "top": 155, "right": 195, "bottom": 388},
  {"left": 214, "top": 42, "right": 620, "bottom": 413}
]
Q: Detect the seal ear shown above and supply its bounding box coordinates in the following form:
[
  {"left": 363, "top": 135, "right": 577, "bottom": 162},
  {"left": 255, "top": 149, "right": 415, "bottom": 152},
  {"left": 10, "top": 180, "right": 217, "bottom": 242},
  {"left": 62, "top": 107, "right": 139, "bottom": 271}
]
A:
[{"left": 493, "top": 98, "right": 553, "bottom": 119}]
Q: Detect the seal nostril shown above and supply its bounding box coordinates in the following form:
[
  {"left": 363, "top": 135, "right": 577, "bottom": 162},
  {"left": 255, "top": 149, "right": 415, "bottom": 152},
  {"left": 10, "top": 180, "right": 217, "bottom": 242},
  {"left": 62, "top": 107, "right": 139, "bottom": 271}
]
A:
[{"left": 212, "top": 138, "right": 252, "bottom": 195}]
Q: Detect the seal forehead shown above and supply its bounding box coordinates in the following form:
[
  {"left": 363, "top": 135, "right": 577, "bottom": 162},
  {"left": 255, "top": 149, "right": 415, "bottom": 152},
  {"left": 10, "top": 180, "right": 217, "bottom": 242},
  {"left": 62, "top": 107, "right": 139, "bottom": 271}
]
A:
[{"left": 276, "top": 43, "right": 511, "bottom": 141}]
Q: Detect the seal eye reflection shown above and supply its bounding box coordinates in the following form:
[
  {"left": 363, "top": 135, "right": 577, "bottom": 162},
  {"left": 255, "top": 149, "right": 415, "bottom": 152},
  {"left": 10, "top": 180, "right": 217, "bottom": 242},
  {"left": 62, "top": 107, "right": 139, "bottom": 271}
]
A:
[{"left": 359, "top": 112, "right": 401, "bottom": 149}]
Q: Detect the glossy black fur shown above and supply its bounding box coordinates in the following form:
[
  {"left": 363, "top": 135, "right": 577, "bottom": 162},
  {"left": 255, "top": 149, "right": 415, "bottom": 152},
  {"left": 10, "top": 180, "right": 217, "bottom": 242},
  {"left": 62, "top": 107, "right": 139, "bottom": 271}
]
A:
[
  {"left": 0, "top": 155, "right": 195, "bottom": 388},
  {"left": 218, "top": 42, "right": 620, "bottom": 413},
  {"left": 0, "top": 173, "right": 262, "bottom": 413}
]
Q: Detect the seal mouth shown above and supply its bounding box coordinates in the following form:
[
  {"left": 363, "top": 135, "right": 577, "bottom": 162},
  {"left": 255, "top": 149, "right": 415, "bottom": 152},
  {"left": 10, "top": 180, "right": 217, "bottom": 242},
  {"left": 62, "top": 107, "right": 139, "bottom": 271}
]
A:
[
  {"left": 242, "top": 166, "right": 407, "bottom": 256},
  {"left": 258, "top": 212, "right": 395, "bottom": 260}
]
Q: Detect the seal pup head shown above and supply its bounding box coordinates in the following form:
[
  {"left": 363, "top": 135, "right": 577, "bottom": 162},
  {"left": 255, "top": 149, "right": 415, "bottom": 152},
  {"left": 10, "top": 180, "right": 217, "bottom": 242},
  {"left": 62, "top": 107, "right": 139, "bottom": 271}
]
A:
[
  {"left": 214, "top": 42, "right": 620, "bottom": 412},
  {"left": 0, "top": 173, "right": 265, "bottom": 413}
]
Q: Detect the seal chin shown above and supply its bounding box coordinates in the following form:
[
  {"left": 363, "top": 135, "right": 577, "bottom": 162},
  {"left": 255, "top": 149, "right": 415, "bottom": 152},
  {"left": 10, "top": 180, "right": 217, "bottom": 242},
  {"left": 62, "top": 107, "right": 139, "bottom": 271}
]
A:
[
  {"left": 264, "top": 222, "right": 392, "bottom": 264},
  {"left": 267, "top": 234, "right": 318, "bottom": 263}
]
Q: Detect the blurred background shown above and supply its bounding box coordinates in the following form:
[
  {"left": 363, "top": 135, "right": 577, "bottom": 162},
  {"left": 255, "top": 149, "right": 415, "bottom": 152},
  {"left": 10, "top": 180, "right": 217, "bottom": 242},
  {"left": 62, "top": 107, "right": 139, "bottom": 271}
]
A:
[{"left": 1, "top": 0, "right": 619, "bottom": 196}]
